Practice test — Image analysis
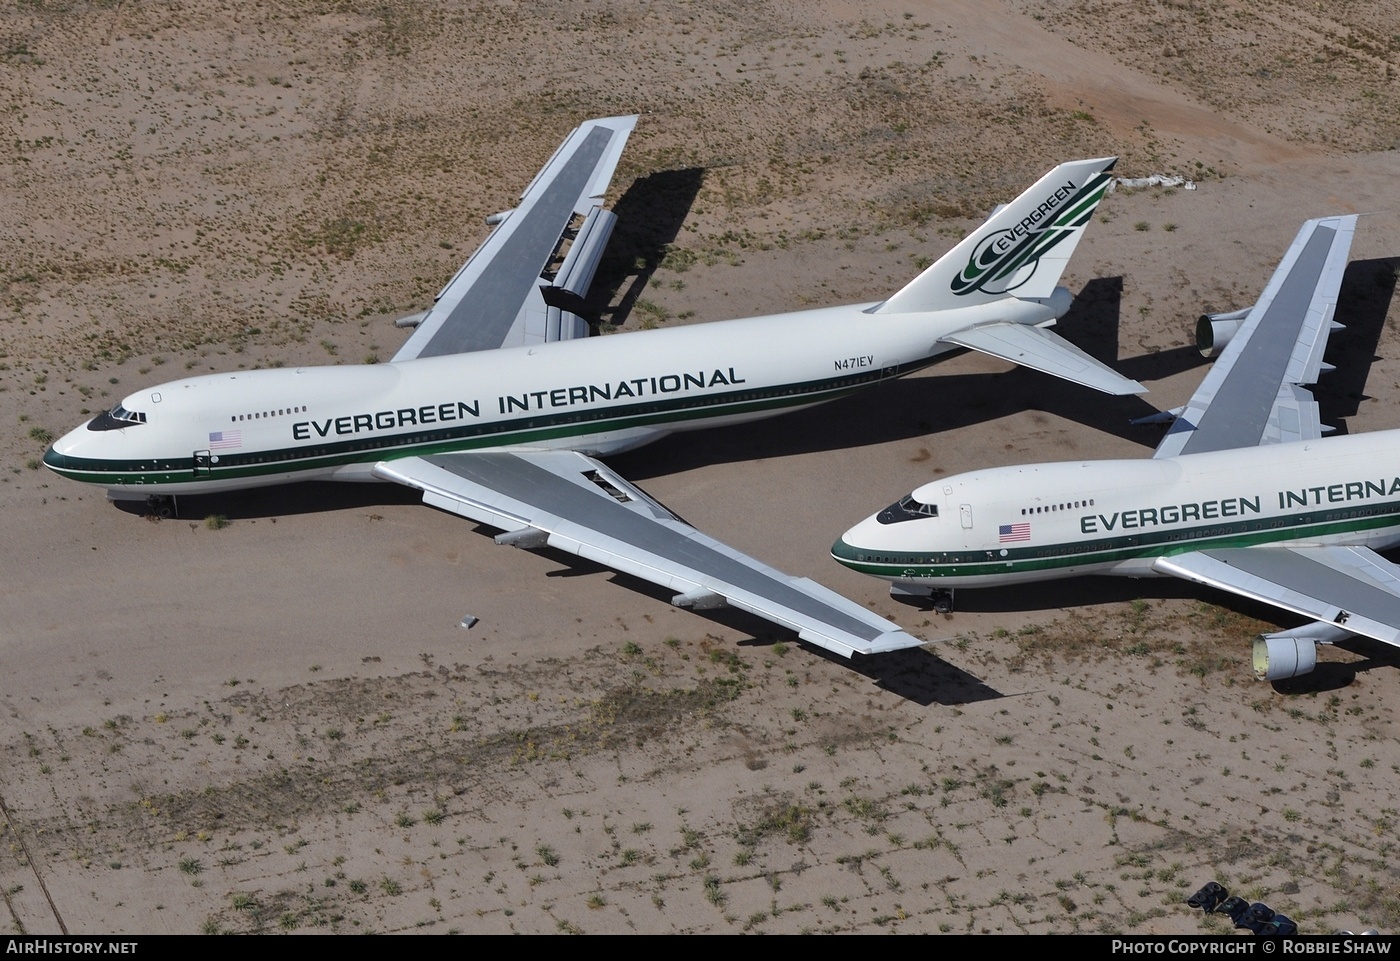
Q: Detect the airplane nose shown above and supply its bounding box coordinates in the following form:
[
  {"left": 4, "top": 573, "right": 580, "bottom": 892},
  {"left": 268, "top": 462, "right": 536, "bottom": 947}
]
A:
[
  {"left": 42, "top": 426, "right": 84, "bottom": 475},
  {"left": 830, "top": 533, "right": 863, "bottom": 567}
]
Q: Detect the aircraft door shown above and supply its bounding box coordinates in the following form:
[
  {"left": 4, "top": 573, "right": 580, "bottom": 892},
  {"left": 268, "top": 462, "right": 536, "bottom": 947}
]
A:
[
  {"left": 193, "top": 450, "right": 213, "bottom": 477},
  {"left": 960, "top": 504, "right": 973, "bottom": 529}
]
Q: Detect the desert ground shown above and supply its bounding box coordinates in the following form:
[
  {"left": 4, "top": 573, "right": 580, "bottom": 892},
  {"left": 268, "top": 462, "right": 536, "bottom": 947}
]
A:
[{"left": 2, "top": 0, "right": 1400, "bottom": 935}]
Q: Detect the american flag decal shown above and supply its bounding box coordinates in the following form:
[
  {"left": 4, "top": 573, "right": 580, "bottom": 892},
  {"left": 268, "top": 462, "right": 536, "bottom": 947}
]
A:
[
  {"left": 208, "top": 430, "right": 242, "bottom": 450},
  {"left": 999, "top": 522, "right": 1030, "bottom": 543}
]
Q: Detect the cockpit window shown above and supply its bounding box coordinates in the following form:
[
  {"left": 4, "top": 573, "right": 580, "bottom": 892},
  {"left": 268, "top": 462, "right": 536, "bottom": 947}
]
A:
[
  {"left": 86, "top": 404, "right": 148, "bottom": 432},
  {"left": 898, "top": 494, "right": 938, "bottom": 517},
  {"left": 876, "top": 493, "right": 939, "bottom": 525}
]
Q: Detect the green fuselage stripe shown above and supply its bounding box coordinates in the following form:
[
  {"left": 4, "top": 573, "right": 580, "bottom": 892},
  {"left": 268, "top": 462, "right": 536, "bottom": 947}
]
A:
[
  {"left": 839, "top": 504, "right": 1400, "bottom": 579},
  {"left": 48, "top": 362, "right": 927, "bottom": 487}
]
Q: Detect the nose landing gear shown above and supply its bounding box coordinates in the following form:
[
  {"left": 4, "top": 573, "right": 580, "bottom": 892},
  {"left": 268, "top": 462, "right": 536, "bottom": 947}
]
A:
[{"left": 145, "top": 494, "right": 178, "bottom": 519}]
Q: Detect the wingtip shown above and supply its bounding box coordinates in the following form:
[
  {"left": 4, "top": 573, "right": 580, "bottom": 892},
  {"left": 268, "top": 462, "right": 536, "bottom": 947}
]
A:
[
  {"left": 860, "top": 630, "right": 931, "bottom": 656},
  {"left": 588, "top": 113, "right": 641, "bottom": 129}
]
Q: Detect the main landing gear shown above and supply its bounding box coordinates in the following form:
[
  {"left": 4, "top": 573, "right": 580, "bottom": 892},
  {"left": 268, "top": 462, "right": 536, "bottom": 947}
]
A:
[
  {"left": 890, "top": 584, "right": 954, "bottom": 613},
  {"left": 146, "top": 494, "right": 178, "bottom": 519}
]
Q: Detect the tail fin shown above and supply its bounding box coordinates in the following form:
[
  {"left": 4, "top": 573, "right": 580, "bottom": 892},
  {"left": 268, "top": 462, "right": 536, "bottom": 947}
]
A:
[{"left": 875, "top": 157, "right": 1116, "bottom": 314}]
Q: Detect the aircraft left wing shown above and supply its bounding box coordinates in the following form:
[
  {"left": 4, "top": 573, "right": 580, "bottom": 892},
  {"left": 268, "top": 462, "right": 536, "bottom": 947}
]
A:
[
  {"left": 392, "top": 115, "right": 637, "bottom": 362},
  {"left": 373, "top": 451, "right": 926, "bottom": 658},
  {"left": 939, "top": 322, "right": 1146, "bottom": 395},
  {"left": 1154, "top": 545, "right": 1400, "bottom": 648},
  {"left": 1153, "top": 215, "right": 1358, "bottom": 458}
]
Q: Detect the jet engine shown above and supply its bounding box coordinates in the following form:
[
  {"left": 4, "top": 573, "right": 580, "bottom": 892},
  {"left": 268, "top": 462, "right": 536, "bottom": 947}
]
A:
[
  {"left": 1195, "top": 308, "right": 1251, "bottom": 357},
  {"left": 1253, "top": 634, "right": 1318, "bottom": 681},
  {"left": 1251, "top": 619, "right": 1357, "bottom": 681}
]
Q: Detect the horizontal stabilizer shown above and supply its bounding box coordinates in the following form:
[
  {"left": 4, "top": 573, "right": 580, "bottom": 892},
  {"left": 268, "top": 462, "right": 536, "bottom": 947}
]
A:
[
  {"left": 940, "top": 322, "right": 1146, "bottom": 395},
  {"left": 1131, "top": 407, "right": 1184, "bottom": 426}
]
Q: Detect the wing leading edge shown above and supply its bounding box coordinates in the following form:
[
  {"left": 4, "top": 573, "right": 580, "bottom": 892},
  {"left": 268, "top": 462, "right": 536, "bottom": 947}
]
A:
[
  {"left": 392, "top": 115, "right": 638, "bottom": 362},
  {"left": 1153, "top": 215, "right": 1358, "bottom": 458},
  {"left": 374, "top": 452, "right": 925, "bottom": 658}
]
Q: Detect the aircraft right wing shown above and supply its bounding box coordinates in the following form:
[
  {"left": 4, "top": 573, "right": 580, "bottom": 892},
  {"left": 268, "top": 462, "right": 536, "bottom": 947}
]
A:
[
  {"left": 1154, "top": 545, "right": 1400, "bottom": 648},
  {"left": 373, "top": 450, "right": 926, "bottom": 658},
  {"left": 392, "top": 115, "right": 637, "bottom": 362},
  {"left": 1153, "top": 215, "right": 1358, "bottom": 458}
]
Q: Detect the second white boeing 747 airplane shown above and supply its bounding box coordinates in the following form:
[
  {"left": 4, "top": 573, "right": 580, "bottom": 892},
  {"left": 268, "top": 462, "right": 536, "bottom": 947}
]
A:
[
  {"left": 44, "top": 115, "right": 1141, "bottom": 659},
  {"left": 834, "top": 214, "right": 1400, "bottom": 680}
]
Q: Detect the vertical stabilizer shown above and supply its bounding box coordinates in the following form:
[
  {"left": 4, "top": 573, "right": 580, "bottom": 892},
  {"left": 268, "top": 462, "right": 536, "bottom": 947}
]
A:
[{"left": 875, "top": 157, "right": 1116, "bottom": 314}]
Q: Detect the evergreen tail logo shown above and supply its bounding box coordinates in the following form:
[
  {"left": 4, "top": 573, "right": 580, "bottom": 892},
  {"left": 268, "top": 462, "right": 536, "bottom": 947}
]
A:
[{"left": 951, "top": 172, "right": 1113, "bottom": 297}]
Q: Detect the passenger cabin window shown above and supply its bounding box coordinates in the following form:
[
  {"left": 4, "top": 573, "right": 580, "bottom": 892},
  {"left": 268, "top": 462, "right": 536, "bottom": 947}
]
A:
[{"left": 232, "top": 405, "right": 307, "bottom": 423}]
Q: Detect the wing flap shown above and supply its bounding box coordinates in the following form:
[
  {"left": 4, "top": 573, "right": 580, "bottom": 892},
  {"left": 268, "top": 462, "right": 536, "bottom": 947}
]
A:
[
  {"left": 391, "top": 115, "right": 636, "bottom": 362},
  {"left": 939, "top": 322, "right": 1146, "bottom": 395},
  {"left": 1154, "top": 546, "right": 1400, "bottom": 647},
  {"left": 1153, "top": 215, "right": 1357, "bottom": 458},
  {"left": 374, "top": 452, "right": 925, "bottom": 658}
]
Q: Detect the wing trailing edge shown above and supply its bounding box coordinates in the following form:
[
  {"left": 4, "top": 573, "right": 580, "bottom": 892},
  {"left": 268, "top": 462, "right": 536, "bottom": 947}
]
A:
[{"left": 392, "top": 115, "right": 637, "bottom": 362}]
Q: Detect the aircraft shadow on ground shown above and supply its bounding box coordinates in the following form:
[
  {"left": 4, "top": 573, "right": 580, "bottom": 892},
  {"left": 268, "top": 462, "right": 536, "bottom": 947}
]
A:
[
  {"left": 1311, "top": 257, "right": 1399, "bottom": 432},
  {"left": 592, "top": 167, "right": 705, "bottom": 329},
  {"left": 111, "top": 480, "right": 425, "bottom": 521},
  {"left": 543, "top": 557, "right": 1003, "bottom": 705},
  {"left": 1270, "top": 638, "right": 1400, "bottom": 694},
  {"left": 908, "top": 573, "right": 1212, "bottom": 615},
  {"left": 838, "top": 645, "right": 1005, "bottom": 706}
]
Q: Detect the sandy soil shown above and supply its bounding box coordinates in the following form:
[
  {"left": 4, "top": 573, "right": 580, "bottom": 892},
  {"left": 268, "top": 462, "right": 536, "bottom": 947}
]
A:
[{"left": 2, "top": 0, "right": 1400, "bottom": 935}]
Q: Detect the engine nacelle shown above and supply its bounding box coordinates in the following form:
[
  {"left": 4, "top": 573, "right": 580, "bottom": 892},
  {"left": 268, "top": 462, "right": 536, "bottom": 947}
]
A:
[
  {"left": 393, "top": 310, "right": 429, "bottom": 329},
  {"left": 1195, "top": 308, "right": 1252, "bottom": 357},
  {"left": 1253, "top": 633, "right": 1319, "bottom": 681}
]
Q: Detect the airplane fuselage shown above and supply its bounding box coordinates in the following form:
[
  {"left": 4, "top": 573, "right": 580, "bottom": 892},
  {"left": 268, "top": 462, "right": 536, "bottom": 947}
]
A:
[
  {"left": 45, "top": 292, "right": 1068, "bottom": 496},
  {"left": 833, "top": 431, "right": 1400, "bottom": 588}
]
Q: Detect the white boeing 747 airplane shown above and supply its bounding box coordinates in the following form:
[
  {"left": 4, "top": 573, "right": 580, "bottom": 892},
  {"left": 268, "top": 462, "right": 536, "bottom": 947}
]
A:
[
  {"left": 834, "top": 215, "right": 1400, "bottom": 680},
  {"left": 45, "top": 115, "right": 1141, "bottom": 659}
]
